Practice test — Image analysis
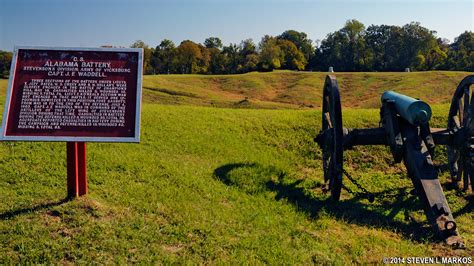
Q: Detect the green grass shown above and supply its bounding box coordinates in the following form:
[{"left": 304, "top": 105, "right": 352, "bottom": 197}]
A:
[
  {"left": 0, "top": 71, "right": 473, "bottom": 263},
  {"left": 141, "top": 70, "right": 472, "bottom": 109}
]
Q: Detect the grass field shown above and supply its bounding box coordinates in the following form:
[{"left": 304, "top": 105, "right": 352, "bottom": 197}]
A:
[
  {"left": 0, "top": 71, "right": 473, "bottom": 263},
  {"left": 141, "top": 70, "right": 472, "bottom": 109}
]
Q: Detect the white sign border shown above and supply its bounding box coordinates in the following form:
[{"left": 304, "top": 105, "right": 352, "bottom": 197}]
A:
[{"left": 0, "top": 46, "right": 143, "bottom": 143}]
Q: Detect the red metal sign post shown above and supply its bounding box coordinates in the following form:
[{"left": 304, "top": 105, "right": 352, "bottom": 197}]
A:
[{"left": 67, "top": 142, "right": 87, "bottom": 198}]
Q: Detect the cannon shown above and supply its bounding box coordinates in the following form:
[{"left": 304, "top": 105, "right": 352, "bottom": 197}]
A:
[{"left": 314, "top": 75, "right": 474, "bottom": 248}]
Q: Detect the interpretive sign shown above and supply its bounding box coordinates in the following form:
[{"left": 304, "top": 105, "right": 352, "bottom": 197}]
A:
[{"left": 1, "top": 47, "right": 143, "bottom": 142}]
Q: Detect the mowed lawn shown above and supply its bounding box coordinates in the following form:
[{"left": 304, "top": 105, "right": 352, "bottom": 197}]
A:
[{"left": 0, "top": 72, "right": 473, "bottom": 263}]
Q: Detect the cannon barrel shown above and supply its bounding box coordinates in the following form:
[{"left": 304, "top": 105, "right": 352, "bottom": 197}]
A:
[{"left": 381, "top": 91, "right": 432, "bottom": 125}]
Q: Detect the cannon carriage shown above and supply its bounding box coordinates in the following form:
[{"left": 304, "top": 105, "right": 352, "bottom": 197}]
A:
[{"left": 314, "top": 75, "right": 474, "bottom": 248}]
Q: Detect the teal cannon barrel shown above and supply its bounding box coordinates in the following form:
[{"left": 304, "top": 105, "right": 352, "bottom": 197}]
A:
[{"left": 381, "top": 91, "right": 432, "bottom": 125}]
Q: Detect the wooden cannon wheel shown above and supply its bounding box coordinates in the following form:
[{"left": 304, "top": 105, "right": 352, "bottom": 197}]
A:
[
  {"left": 320, "top": 75, "right": 344, "bottom": 201},
  {"left": 447, "top": 75, "right": 474, "bottom": 191}
]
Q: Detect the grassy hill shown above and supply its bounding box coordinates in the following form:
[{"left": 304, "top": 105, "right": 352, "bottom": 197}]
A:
[
  {"left": 0, "top": 71, "right": 471, "bottom": 109},
  {"left": 141, "top": 70, "right": 472, "bottom": 109},
  {"left": 0, "top": 71, "right": 473, "bottom": 263}
]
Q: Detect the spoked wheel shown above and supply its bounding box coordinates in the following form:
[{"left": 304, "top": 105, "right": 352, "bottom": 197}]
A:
[
  {"left": 316, "top": 75, "right": 343, "bottom": 201},
  {"left": 447, "top": 75, "right": 474, "bottom": 191}
]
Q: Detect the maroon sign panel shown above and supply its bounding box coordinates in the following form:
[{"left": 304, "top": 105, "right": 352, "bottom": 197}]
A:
[{"left": 1, "top": 47, "right": 143, "bottom": 142}]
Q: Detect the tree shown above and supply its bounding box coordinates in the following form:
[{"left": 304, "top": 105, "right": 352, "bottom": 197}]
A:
[
  {"left": 130, "top": 40, "right": 148, "bottom": 49},
  {"left": 399, "top": 22, "right": 438, "bottom": 70},
  {"left": 278, "top": 30, "right": 314, "bottom": 64},
  {"left": 208, "top": 47, "right": 228, "bottom": 74},
  {"left": 198, "top": 44, "right": 211, "bottom": 73},
  {"left": 204, "top": 37, "right": 228, "bottom": 74},
  {"left": 320, "top": 21, "right": 445, "bottom": 71},
  {"left": 121, "top": 22, "right": 471, "bottom": 74},
  {"left": 365, "top": 24, "right": 404, "bottom": 71},
  {"left": 445, "top": 31, "right": 473, "bottom": 71},
  {"left": 316, "top": 19, "right": 369, "bottom": 71},
  {"left": 239, "top": 39, "right": 258, "bottom": 72},
  {"left": 424, "top": 45, "right": 447, "bottom": 70},
  {"left": 240, "top": 39, "right": 256, "bottom": 57},
  {"left": 130, "top": 40, "right": 154, "bottom": 74},
  {"left": 317, "top": 30, "right": 348, "bottom": 71},
  {"left": 242, "top": 54, "right": 259, "bottom": 73},
  {"left": 258, "top": 36, "right": 284, "bottom": 71},
  {"left": 175, "top": 40, "right": 204, "bottom": 74},
  {"left": 277, "top": 39, "right": 307, "bottom": 70},
  {"left": 204, "top": 37, "right": 223, "bottom": 49},
  {"left": 151, "top": 39, "right": 177, "bottom": 74},
  {"left": 341, "top": 19, "right": 369, "bottom": 71},
  {"left": 222, "top": 43, "right": 241, "bottom": 73},
  {"left": 0, "top": 50, "right": 13, "bottom": 78}
]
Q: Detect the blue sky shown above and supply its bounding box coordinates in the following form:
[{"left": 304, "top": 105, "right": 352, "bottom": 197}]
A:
[{"left": 0, "top": 0, "right": 472, "bottom": 51}]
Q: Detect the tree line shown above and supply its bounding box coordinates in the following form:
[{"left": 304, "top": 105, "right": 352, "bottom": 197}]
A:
[{"left": 0, "top": 19, "right": 472, "bottom": 78}]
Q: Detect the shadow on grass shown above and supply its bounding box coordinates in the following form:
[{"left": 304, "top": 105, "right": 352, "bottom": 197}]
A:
[
  {"left": 0, "top": 198, "right": 69, "bottom": 220},
  {"left": 214, "top": 163, "right": 256, "bottom": 185},
  {"left": 214, "top": 162, "right": 434, "bottom": 243},
  {"left": 453, "top": 195, "right": 474, "bottom": 218}
]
